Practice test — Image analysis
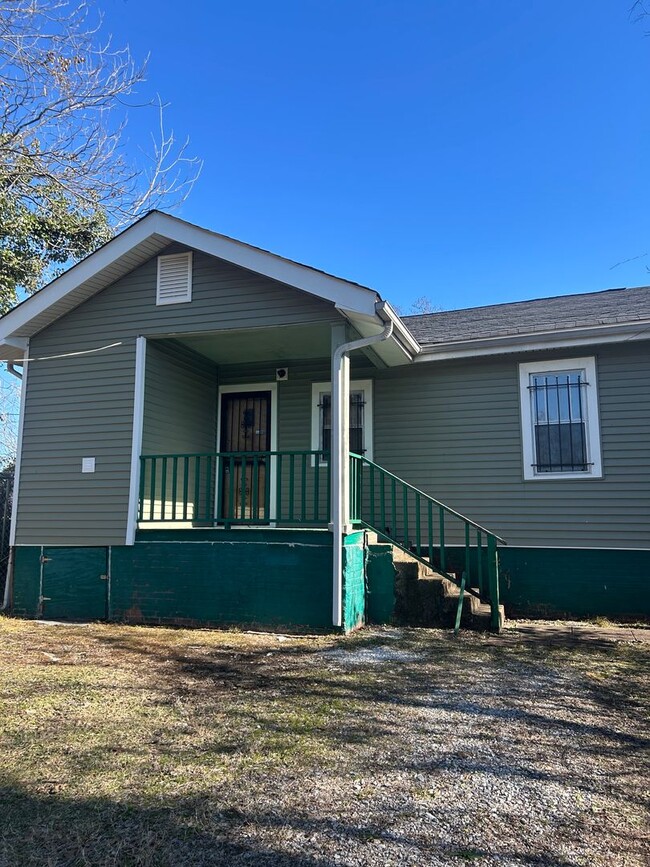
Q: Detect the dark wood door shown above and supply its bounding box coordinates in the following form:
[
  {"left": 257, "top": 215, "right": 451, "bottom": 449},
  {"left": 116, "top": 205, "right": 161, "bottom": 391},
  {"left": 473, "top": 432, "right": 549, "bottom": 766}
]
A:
[{"left": 219, "top": 391, "right": 271, "bottom": 522}]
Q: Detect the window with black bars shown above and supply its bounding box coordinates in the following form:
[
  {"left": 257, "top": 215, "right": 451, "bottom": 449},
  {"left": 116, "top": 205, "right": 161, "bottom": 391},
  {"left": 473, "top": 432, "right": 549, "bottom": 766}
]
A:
[
  {"left": 529, "top": 371, "right": 589, "bottom": 472},
  {"left": 319, "top": 390, "right": 365, "bottom": 457}
]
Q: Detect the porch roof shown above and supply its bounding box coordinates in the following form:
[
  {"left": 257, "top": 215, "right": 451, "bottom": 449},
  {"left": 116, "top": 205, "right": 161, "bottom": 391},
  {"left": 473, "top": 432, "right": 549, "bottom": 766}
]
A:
[{"left": 0, "top": 211, "right": 419, "bottom": 366}]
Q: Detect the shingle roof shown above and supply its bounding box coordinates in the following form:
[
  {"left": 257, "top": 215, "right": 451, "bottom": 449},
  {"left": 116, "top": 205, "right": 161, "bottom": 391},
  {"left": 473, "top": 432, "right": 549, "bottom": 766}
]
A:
[{"left": 402, "top": 286, "right": 650, "bottom": 346}]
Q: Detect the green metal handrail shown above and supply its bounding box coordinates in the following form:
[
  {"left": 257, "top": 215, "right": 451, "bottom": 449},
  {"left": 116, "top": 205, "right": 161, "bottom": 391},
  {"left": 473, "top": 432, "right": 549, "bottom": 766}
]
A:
[
  {"left": 139, "top": 450, "right": 330, "bottom": 528},
  {"left": 349, "top": 452, "right": 505, "bottom": 631}
]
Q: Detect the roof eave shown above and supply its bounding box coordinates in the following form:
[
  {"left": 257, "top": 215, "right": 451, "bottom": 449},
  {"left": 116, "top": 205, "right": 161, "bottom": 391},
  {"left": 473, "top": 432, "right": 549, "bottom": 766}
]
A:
[
  {"left": 413, "top": 320, "right": 650, "bottom": 362},
  {"left": 0, "top": 211, "right": 385, "bottom": 343}
]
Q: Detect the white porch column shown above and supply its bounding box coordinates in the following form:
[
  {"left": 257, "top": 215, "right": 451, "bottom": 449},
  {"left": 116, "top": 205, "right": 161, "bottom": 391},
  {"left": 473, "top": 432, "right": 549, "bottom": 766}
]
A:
[
  {"left": 329, "top": 316, "right": 394, "bottom": 628},
  {"left": 125, "top": 336, "right": 147, "bottom": 546},
  {"left": 330, "top": 324, "right": 347, "bottom": 626}
]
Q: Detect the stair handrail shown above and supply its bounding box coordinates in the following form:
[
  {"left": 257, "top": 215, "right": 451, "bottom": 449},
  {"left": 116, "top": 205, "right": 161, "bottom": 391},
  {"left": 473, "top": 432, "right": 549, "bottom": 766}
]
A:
[
  {"left": 349, "top": 452, "right": 505, "bottom": 632},
  {"left": 349, "top": 453, "right": 506, "bottom": 544}
]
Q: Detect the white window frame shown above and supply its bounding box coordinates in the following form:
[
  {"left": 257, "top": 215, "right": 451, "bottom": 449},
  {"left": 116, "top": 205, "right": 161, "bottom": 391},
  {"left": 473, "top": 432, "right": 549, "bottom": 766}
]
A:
[
  {"left": 519, "top": 356, "right": 602, "bottom": 481},
  {"left": 156, "top": 251, "right": 193, "bottom": 305},
  {"left": 311, "top": 379, "right": 373, "bottom": 467}
]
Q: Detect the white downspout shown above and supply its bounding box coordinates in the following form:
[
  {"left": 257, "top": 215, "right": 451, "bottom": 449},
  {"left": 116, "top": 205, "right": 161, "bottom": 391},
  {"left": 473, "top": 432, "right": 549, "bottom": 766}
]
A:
[{"left": 331, "top": 311, "right": 394, "bottom": 627}]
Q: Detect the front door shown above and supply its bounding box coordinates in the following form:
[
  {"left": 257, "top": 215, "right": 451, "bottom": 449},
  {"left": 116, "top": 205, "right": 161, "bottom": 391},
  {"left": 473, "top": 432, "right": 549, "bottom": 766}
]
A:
[
  {"left": 219, "top": 390, "right": 272, "bottom": 523},
  {"left": 40, "top": 547, "right": 108, "bottom": 621}
]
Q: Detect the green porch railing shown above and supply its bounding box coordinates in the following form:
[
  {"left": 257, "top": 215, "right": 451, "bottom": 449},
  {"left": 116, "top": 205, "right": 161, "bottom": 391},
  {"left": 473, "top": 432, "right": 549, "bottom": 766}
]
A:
[
  {"left": 349, "top": 453, "right": 506, "bottom": 631},
  {"left": 138, "top": 451, "right": 330, "bottom": 527}
]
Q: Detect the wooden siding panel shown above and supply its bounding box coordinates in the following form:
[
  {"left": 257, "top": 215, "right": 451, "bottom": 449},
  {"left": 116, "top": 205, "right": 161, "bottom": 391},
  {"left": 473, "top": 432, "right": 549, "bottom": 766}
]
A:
[
  {"left": 373, "top": 343, "right": 650, "bottom": 549},
  {"left": 16, "top": 248, "right": 336, "bottom": 545}
]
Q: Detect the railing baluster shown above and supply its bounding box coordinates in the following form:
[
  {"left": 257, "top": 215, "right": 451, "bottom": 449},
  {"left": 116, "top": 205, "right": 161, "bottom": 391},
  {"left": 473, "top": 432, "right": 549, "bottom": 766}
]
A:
[
  {"left": 427, "top": 499, "right": 433, "bottom": 568},
  {"left": 205, "top": 455, "right": 213, "bottom": 523},
  {"left": 402, "top": 484, "right": 409, "bottom": 548},
  {"left": 391, "top": 478, "right": 396, "bottom": 538},
  {"left": 301, "top": 453, "right": 307, "bottom": 522},
  {"left": 227, "top": 455, "right": 235, "bottom": 523},
  {"left": 465, "top": 523, "right": 471, "bottom": 588},
  {"left": 239, "top": 454, "right": 247, "bottom": 521},
  {"left": 264, "top": 452, "right": 271, "bottom": 522},
  {"left": 380, "top": 473, "right": 385, "bottom": 533},
  {"left": 276, "top": 453, "right": 283, "bottom": 522},
  {"left": 325, "top": 454, "right": 331, "bottom": 523},
  {"left": 138, "top": 458, "right": 146, "bottom": 522},
  {"left": 313, "top": 452, "right": 320, "bottom": 521},
  {"left": 369, "top": 464, "right": 375, "bottom": 527},
  {"left": 183, "top": 457, "right": 189, "bottom": 521},
  {"left": 289, "top": 453, "right": 295, "bottom": 522},
  {"left": 252, "top": 455, "right": 259, "bottom": 522},
  {"left": 477, "top": 530, "right": 484, "bottom": 598},
  {"left": 149, "top": 458, "right": 156, "bottom": 521},
  {"left": 171, "top": 457, "right": 178, "bottom": 521},
  {"left": 193, "top": 456, "right": 200, "bottom": 520},
  {"left": 161, "top": 457, "right": 168, "bottom": 521},
  {"left": 439, "top": 507, "right": 446, "bottom": 573},
  {"left": 415, "top": 493, "right": 421, "bottom": 557}
]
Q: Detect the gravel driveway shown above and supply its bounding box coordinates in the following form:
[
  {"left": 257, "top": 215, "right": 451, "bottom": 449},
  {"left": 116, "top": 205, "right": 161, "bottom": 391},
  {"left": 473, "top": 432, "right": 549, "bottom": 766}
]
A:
[{"left": 0, "top": 619, "right": 648, "bottom": 866}]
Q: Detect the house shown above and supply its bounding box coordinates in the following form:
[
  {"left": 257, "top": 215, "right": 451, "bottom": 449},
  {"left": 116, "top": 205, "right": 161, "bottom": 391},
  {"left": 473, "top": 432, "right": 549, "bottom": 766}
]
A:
[{"left": 0, "top": 211, "right": 648, "bottom": 631}]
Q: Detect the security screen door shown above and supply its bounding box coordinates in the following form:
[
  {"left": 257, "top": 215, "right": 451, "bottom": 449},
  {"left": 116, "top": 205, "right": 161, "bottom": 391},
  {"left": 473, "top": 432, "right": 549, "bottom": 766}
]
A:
[{"left": 219, "top": 391, "right": 271, "bottom": 522}]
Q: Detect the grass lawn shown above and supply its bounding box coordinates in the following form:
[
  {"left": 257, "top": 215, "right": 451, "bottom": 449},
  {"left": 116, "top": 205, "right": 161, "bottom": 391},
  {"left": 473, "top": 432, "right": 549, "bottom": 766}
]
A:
[{"left": 0, "top": 617, "right": 648, "bottom": 866}]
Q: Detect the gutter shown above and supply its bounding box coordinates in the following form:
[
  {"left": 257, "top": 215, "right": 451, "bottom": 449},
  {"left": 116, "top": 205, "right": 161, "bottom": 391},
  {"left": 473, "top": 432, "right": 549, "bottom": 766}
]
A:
[
  {"left": 6, "top": 362, "right": 22, "bottom": 380},
  {"left": 331, "top": 305, "right": 394, "bottom": 627}
]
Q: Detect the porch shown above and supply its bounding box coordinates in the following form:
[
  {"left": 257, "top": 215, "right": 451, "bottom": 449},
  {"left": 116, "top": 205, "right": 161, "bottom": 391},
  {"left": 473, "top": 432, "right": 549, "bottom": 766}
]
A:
[{"left": 131, "top": 323, "right": 504, "bottom": 632}]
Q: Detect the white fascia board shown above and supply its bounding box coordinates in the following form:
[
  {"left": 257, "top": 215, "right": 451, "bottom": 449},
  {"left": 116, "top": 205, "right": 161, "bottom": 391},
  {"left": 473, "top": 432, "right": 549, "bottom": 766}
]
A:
[
  {"left": 155, "top": 213, "right": 379, "bottom": 316},
  {"left": 0, "top": 211, "right": 380, "bottom": 342},
  {"left": 0, "top": 214, "right": 162, "bottom": 342},
  {"left": 414, "top": 321, "right": 650, "bottom": 363}
]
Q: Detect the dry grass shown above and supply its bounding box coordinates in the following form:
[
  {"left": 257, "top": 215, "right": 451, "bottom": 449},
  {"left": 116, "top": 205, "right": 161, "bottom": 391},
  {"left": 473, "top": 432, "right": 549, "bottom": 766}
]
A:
[{"left": 0, "top": 617, "right": 648, "bottom": 866}]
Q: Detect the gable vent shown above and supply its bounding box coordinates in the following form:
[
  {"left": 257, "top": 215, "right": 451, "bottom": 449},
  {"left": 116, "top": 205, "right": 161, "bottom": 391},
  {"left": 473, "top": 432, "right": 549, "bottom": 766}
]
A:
[{"left": 156, "top": 252, "right": 192, "bottom": 305}]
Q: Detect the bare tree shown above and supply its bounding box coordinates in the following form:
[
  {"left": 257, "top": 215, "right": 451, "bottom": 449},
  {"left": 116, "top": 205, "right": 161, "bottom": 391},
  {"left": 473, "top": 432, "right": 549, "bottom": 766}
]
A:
[{"left": 0, "top": 0, "right": 202, "bottom": 311}]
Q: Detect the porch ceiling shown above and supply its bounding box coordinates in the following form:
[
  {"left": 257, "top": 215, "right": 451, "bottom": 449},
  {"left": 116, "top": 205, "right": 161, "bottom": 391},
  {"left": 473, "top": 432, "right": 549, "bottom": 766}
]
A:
[{"left": 174, "top": 323, "right": 333, "bottom": 363}]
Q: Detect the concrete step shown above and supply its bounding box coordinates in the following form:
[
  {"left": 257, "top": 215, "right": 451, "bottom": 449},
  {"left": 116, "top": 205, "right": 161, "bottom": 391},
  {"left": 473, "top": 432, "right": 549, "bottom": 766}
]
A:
[{"left": 389, "top": 547, "right": 504, "bottom": 632}]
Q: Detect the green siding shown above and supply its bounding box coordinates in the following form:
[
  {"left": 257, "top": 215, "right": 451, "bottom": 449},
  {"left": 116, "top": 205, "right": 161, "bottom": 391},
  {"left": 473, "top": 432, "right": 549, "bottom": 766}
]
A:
[
  {"left": 342, "top": 531, "right": 366, "bottom": 632},
  {"left": 15, "top": 249, "right": 339, "bottom": 546},
  {"left": 142, "top": 341, "right": 217, "bottom": 456},
  {"left": 372, "top": 342, "right": 650, "bottom": 550}
]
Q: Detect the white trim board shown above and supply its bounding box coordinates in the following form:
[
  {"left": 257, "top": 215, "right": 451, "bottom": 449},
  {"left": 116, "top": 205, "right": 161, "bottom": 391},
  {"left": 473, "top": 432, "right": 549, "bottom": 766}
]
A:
[
  {"left": 310, "top": 379, "right": 374, "bottom": 467},
  {"left": 215, "top": 383, "right": 279, "bottom": 522},
  {"left": 125, "top": 337, "right": 147, "bottom": 544}
]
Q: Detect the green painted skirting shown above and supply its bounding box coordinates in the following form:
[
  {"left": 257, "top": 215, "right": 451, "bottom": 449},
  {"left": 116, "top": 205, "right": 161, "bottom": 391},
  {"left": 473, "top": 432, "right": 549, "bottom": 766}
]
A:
[
  {"left": 11, "top": 530, "right": 336, "bottom": 630},
  {"left": 499, "top": 548, "right": 650, "bottom": 618},
  {"left": 365, "top": 545, "right": 650, "bottom": 622},
  {"left": 342, "top": 531, "right": 366, "bottom": 632}
]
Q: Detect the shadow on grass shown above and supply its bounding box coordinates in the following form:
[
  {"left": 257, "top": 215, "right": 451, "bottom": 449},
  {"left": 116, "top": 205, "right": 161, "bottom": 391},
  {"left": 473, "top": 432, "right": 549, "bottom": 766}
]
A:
[{"left": 0, "top": 785, "right": 589, "bottom": 867}]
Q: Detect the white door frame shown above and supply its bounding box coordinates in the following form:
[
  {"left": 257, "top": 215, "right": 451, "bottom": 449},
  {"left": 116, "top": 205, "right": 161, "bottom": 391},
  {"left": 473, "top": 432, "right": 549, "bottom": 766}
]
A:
[{"left": 215, "top": 383, "right": 279, "bottom": 523}]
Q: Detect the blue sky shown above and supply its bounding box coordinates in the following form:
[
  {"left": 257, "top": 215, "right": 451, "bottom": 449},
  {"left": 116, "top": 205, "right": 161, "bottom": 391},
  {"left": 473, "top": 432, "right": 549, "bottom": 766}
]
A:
[{"left": 103, "top": 0, "right": 650, "bottom": 312}]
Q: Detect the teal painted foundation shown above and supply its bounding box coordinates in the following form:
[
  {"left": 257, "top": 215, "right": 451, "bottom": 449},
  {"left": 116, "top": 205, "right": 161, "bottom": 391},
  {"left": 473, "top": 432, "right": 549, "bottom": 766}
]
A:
[
  {"left": 366, "top": 544, "right": 396, "bottom": 624},
  {"left": 12, "top": 537, "right": 647, "bottom": 628},
  {"left": 361, "top": 544, "right": 650, "bottom": 622},
  {"left": 499, "top": 548, "right": 650, "bottom": 618},
  {"left": 342, "top": 531, "right": 366, "bottom": 632},
  {"left": 11, "top": 529, "right": 335, "bottom": 630}
]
